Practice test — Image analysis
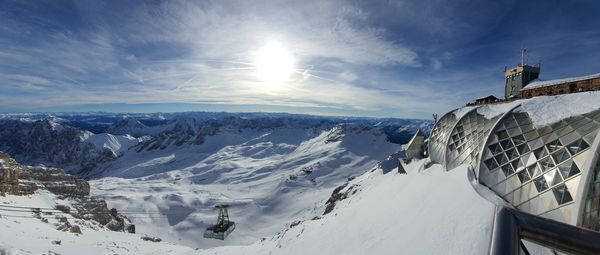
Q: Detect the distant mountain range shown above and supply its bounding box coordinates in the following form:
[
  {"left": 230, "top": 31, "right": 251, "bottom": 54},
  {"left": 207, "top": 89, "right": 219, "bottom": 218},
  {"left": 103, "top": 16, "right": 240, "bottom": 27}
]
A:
[{"left": 0, "top": 112, "right": 432, "bottom": 177}]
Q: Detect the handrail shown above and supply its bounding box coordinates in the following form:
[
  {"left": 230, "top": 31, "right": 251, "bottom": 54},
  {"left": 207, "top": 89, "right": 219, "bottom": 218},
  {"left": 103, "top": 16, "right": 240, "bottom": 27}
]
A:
[{"left": 489, "top": 206, "right": 600, "bottom": 255}]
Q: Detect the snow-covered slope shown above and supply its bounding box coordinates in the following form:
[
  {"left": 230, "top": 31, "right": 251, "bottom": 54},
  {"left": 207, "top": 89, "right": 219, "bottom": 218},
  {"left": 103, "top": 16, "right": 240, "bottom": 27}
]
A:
[
  {"left": 80, "top": 132, "right": 143, "bottom": 157},
  {"left": 90, "top": 124, "right": 402, "bottom": 248},
  {"left": 0, "top": 152, "right": 193, "bottom": 254},
  {"left": 0, "top": 191, "right": 194, "bottom": 255},
  {"left": 0, "top": 112, "right": 434, "bottom": 253},
  {"left": 0, "top": 120, "right": 116, "bottom": 174},
  {"left": 195, "top": 160, "right": 501, "bottom": 255},
  {"left": 2, "top": 154, "right": 507, "bottom": 255},
  {"left": 106, "top": 116, "right": 149, "bottom": 137}
]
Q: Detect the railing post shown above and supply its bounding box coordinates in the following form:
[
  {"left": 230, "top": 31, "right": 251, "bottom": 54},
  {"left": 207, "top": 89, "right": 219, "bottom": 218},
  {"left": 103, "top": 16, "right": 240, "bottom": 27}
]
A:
[
  {"left": 489, "top": 206, "right": 520, "bottom": 255},
  {"left": 489, "top": 206, "right": 600, "bottom": 255}
]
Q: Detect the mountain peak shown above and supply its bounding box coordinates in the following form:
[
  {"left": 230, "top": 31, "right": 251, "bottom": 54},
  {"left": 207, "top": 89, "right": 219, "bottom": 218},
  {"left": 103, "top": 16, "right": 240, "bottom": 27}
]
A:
[{"left": 106, "top": 116, "right": 148, "bottom": 136}]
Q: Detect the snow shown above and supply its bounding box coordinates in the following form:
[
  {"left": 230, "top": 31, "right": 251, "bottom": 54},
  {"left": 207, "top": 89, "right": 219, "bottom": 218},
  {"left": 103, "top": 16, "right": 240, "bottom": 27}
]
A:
[
  {"left": 0, "top": 190, "right": 194, "bottom": 255},
  {"left": 471, "top": 91, "right": 600, "bottom": 127},
  {"left": 194, "top": 161, "right": 499, "bottom": 255},
  {"left": 89, "top": 127, "right": 402, "bottom": 248},
  {"left": 523, "top": 72, "right": 600, "bottom": 90},
  {"left": 107, "top": 116, "right": 150, "bottom": 137},
  {"left": 453, "top": 106, "right": 477, "bottom": 119},
  {"left": 515, "top": 91, "right": 600, "bottom": 127},
  {"left": 81, "top": 133, "right": 141, "bottom": 156},
  {"left": 2, "top": 159, "right": 506, "bottom": 255},
  {"left": 0, "top": 115, "right": 518, "bottom": 254},
  {"left": 476, "top": 100, "right": 520, "bottom": 119}
]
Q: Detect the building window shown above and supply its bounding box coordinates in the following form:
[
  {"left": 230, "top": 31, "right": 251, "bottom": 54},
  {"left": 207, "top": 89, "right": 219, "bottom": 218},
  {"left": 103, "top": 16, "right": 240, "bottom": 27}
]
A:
[{"left": 552, "top": 184, "right": 573, "bottom": 205}]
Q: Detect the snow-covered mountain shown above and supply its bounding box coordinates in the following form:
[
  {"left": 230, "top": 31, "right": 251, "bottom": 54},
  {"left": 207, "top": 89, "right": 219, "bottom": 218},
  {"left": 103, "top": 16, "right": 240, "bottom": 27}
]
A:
[
  {"left": 0, "top": 112, "right": 431, "bottom": 176},
  {"left": 0, "top": 120, "right": 116, "bottom": 174},
  {"left": 80, "top": 132, "right": 145, "bottom": 157},
  {"left": 0, "top": 112, "right": 433, "bottom": 253},
  {"left": 106, "top": 116, "right": 149, "bottom": 137},
  {"left": 89, "top": 122, "right": 403, "bottom": 248}
]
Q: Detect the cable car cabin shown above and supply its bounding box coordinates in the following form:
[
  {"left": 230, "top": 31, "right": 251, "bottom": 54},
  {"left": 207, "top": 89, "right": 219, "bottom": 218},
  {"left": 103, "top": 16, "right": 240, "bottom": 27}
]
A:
[{"left": 203, "top": 204, "right": 235, "bottom": 240}]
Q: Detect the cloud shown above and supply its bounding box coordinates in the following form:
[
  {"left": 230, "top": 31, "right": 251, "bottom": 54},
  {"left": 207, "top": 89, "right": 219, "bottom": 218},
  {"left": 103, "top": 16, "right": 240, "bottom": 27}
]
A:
[
  {"left": 2, "top": 0, "right": 599, "bottom": 118},
  {"left": 0, "top": 0, "right": 428, "bottom": 116},
  {"left": 339, "top": 71, "right": 358, "bottom": 82}
]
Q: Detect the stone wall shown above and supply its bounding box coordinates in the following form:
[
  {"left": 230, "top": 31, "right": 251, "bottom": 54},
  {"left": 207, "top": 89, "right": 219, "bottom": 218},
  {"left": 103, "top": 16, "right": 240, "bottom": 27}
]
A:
[{"left": 515, "top": 77, "right": 600, "bottom": 99}]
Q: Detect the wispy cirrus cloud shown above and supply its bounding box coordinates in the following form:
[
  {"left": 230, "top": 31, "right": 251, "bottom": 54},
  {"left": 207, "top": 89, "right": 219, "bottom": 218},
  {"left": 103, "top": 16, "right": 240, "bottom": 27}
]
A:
[{"left": 1, "top": 0, "right": 600, "bottom": 118}]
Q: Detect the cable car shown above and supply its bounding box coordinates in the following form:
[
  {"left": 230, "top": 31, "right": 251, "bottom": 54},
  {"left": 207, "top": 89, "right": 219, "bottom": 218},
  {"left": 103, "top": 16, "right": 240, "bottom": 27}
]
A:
[{"left": 203, "top": 204, "right": 235, "bottom": 240}]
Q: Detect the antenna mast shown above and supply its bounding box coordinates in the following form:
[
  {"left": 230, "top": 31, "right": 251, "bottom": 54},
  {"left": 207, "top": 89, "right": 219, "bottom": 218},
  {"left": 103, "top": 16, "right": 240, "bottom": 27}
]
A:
[{"left": 521, "top": 48, "right": 526, "bottom": 66}]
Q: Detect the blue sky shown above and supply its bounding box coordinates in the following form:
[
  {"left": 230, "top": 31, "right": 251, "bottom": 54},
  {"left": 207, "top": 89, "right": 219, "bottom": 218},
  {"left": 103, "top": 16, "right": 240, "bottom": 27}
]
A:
[{"left": 1, "top": 0, "right": 600, "bottom": 119}]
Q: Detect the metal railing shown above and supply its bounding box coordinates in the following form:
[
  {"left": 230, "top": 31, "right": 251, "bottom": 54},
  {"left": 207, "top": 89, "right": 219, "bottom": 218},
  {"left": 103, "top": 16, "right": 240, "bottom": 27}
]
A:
[{"left": 489, "top": 206, "right": 600, "bottom": 255}]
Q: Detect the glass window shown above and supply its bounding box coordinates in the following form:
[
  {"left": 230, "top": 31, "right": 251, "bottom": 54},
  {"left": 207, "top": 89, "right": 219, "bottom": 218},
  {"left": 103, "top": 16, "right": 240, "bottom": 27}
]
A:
[
  {"left": 506, "top": 148, "right": 519, "bottom": 160},
  {"left": 517, "top": 170, "right": 531, "bottom": 183},
  {"left": 497, "top": 130, "right": 510, "bottom": 141},
  {"left": 547, "top": 139, "right": 563, "bottom": 153},
  {"left": 551, "top": 148, "right": 571, "bottom": 164},
  {"left": 558, "top": 161, "right": 580, "bottom": 179},
  {"left": 512, "top": 134, "right": 526, "bottom": 145},
  {"left": 534, "top": 147, "right": 548, "bottom": 158},
  {"left": 527, "top": 165, "right": 542, "bottom": 178},
  {"left": 511, "top": 159, "right": 523, "bottom": 171},
  {"left": 516, "top": 143, "right": 530, "bottom": 154},
  {"left": 495, "top": 154, "right": 509, "bottom": 165},
  {"left": 567, "top": 139, "right": 590, "bottom": 155},
  {"left": 552, "top": 184, "right": 573, "bottom": 205},
  {"left": 500, "top": 139, "right": 514, "bottom": 150},
  {"left": 502, "top": 164, "right": 515, "bottom": 177},
  {"left": 520, "top": 152, "right": 537, "bottom": 167},
  {"left": 489, "top": 143, "right": 503, "bottom": 154},
  {"left": 544, "top": 170, "right": 563, "bottom": 187},
  {"left": 538, "top": 157, "right": 555, "bottom": 171},
  {"left": 534, "top": 176, "right": 549, "bottom": 192},
  {"left": 485, "top": 158, "right": 499, "bottom": 170}
]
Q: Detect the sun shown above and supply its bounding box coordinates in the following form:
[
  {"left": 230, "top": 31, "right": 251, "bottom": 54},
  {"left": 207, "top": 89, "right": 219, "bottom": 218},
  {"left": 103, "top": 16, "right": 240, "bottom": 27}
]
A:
[{"left": 253, "top": 42, "right": 295, "bottom": 83}]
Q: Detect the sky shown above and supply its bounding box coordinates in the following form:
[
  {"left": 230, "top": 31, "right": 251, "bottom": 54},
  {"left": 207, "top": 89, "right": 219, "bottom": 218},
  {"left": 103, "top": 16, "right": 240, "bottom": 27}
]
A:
[{"left": 1, "top": 0, "right": 600, "bottom": 119}]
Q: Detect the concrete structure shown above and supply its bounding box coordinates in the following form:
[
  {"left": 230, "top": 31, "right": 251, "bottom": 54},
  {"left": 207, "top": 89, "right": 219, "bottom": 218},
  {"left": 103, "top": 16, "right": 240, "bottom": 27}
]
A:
[
  {"left": 428, "top": 103, "right": 600, "bottom": 233},
  {"left": 514, "top": 73, "right": 600, "bottom": 99},
  {"left": 501, "top": 49, "right": 600, "bottom": 100},
  {"left": 504, "top": 49, "right": 541, "bottom": 98},
  {"left": 505, "top": 65, "right": 541, "bottom": 98},
  {"left": 405, "top": 129, "right": 425, "bottom": 160}
]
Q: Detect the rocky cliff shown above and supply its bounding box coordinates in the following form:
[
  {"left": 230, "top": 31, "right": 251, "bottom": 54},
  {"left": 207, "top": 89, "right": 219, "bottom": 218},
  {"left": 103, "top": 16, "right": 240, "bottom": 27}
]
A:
[{"left": 0, "top": 152, "right": 134, "bottom": 233}]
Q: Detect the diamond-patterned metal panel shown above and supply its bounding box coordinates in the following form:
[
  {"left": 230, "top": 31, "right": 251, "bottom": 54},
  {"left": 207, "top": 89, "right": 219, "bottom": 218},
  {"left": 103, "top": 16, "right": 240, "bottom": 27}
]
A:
[
  {"left": 445, "top": 109, "right": 501, "bottom": 170},
  {"left": 478, "top": 108, "right": 600, "bottom": 220},
  {"left": 429, "top": 111, "right": 460, "bottom": 164}
]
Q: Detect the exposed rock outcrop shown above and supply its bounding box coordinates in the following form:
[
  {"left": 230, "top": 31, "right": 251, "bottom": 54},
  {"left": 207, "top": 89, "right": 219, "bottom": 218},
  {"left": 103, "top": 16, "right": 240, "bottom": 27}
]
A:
[{"left": 0, "top": 151, "right": 134, "bottom": 233}]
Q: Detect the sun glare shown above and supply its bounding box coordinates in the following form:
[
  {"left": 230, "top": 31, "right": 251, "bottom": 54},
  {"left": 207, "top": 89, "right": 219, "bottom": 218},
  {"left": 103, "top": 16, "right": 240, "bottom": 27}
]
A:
[{"left": 253, "top": 42, "right": 295, "bottom": 83}]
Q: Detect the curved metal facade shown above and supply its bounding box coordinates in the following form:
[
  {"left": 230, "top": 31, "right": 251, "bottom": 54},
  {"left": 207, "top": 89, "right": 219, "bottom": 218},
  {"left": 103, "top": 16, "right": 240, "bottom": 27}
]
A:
[
  {"left": 428, "top": 111, "right": 460, "bottom": 164},
  {"left": 429, "top": 104, "right": 600, "bottom": 229},
  {"left": 445, "top": 108, "right": 503, "bottom": 170}
]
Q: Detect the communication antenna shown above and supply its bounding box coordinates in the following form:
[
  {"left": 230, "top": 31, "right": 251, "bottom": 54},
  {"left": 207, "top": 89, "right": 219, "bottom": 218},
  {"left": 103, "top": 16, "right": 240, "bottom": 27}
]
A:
[{"left": 521, "top": 48, "right": 527, "bottom": 66}]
